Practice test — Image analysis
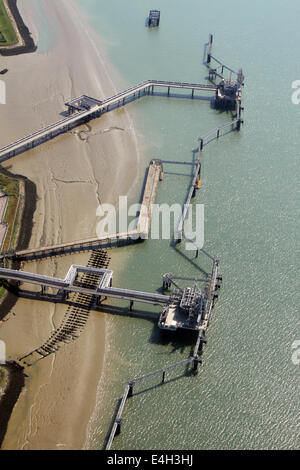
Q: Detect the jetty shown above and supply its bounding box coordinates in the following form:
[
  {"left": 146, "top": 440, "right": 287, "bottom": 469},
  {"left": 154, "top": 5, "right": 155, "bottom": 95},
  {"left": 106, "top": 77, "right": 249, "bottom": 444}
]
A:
[
  {"left": 0, "top": 80, "right": 217, "bottom": 163},
  {"left": 0, "top": 35, "right": 244, "bottom": 450}
]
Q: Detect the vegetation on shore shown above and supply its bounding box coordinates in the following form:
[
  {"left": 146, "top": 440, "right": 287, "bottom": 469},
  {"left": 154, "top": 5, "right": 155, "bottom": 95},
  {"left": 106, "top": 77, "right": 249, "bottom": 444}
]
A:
[
  {"left": 0, "top": 172, "right": 20, "bottom": 252},
  {"left": 0, "top": 0, "right": 18, "bottom": 46},
  {"left": 0, "top": 366, "right": 8, "bottom": 400},
  {"left": 0, "top": 172, "right": 20, "bottom": 301},
  {"left": 0, "top": 367, "right": 7, "bottom": 394}
]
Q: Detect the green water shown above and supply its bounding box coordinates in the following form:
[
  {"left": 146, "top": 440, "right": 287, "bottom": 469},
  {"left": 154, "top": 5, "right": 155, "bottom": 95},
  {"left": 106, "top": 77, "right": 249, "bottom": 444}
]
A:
[{"left": 76, "top": 0, "right": 299, "bottom": 449}]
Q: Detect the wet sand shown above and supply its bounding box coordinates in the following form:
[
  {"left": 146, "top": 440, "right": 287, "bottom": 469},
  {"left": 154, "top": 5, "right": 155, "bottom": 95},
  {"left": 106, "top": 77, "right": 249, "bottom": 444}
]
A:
[{"left": 0, "top": 0, "right": 139, "bottom": 449}]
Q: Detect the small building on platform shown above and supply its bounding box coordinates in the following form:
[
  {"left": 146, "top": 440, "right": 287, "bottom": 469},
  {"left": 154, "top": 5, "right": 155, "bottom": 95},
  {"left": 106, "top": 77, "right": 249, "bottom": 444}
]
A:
[
  {"left": 148, "top": 10, "right": 160, "bottom": 27},
  {"left": 215, "top": 78, "right": 242, "bottom": 110}
]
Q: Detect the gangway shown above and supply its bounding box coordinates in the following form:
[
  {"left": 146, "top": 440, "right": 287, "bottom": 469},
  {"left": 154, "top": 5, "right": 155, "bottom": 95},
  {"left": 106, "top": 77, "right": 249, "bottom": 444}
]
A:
[{"left": 0, "top": 80, "right": 217, "bottom": 163}]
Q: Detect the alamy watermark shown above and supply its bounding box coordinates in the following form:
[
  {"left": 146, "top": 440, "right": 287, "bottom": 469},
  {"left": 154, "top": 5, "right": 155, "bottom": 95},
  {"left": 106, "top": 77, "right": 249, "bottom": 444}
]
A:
[
  {"left": 291, "top": 340, "right": 300, "bottom": 365},
  {"left": 0, "top": 340, "right": 6, "bottom": 364},
  {"left": 0, "top": 80, "right": 6, "bottom": 105},
  {"left": 96, "top": 197, "right": 204, "bottom": 250},
  {"left": 291, "top": 80, "right": 300, "bottom": 104}
]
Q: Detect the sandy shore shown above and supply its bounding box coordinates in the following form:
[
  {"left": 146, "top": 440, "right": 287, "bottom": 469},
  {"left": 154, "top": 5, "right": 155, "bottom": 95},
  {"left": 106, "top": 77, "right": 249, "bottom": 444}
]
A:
[{"left": 0, "top": 0, "right": 139, "bottom": 449}]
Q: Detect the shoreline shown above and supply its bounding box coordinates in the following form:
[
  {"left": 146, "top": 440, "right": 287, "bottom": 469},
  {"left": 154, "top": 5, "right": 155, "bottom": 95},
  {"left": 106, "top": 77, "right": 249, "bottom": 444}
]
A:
[
  {"left": 0, "top": 0, "right": 36, "bottom": 56},
  {"left": 0, "top": 0, "right": 140, "bottom": 449},
  {"left": 0, "top": 166, "right": 37, "bottom": 321},
  {"left": 0, "top": 362, "right": 25, "bottom": 447}
]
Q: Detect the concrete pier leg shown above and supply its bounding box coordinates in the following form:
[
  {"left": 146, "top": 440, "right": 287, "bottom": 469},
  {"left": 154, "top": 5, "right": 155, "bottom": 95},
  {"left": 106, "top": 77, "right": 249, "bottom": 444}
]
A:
[
  {"left": 116, "top": 418, "right": 122, "bottom": 435},
  {"left": 199, "top": 139, "right": 204, "bottom": 151},
  {"left": 130, "top": 301, "right": 134, "bottom": 311},
  {"left": 128, "top": 382, "right": 134, "bottom": 398},
  {"left": 192, "top": 89, "right": 194, "bottom": 99},
  {"left": 152, "top": 85, "right": 154, "bottom": 94},
  {"left": 168, "top": 87, "right": 170, "bottom": 96},
  {"left": 192, "top": 357, "right": 200, "bottom": 373}
]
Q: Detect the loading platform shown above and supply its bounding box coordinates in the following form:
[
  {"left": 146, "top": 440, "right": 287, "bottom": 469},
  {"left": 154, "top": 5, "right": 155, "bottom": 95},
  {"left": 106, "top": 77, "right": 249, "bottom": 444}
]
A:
[{"left": 0, "top": 251, "right": 221, "bottom": 331}]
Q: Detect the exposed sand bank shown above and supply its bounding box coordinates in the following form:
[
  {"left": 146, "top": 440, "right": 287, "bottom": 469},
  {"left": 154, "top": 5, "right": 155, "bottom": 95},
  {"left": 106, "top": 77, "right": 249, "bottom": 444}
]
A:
[{"left": 0, "top": 0, "right": 139, "bottom": 449}]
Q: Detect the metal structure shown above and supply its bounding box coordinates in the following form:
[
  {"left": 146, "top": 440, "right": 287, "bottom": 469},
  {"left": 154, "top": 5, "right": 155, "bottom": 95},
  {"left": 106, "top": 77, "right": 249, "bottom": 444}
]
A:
[
  {"left": 148, "top": 10, "right": 160, "bottom": 27},
  {"left": 0, "top": 80, "right": 217, "bottom": 163},
  {"left": 0, "top": 35, "right": 244, "bottom": 450}
]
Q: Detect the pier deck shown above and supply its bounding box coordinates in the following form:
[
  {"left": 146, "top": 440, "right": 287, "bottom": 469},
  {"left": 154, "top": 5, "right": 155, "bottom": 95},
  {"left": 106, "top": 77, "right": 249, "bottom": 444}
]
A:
[
  {"left": 0, "top": 265, "right": 170, "bottom": 306},
  {"left": 0, "top": 80, "right": 217, "bottom": 163}
]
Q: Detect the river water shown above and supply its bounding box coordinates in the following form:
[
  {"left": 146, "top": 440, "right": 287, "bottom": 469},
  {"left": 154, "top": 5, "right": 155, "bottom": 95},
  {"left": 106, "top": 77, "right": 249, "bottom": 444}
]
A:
[{"left": 75, "top": 0, "right": 299, "bottom": 450}]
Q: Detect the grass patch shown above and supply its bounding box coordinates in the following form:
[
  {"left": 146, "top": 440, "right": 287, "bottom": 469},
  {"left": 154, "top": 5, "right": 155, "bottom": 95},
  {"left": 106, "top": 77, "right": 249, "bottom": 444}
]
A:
[
  {"left": 0, "top": 367, "right": 6, "bottom": 389},
  {"left": 0, "top": 286, "right": 5, "bottom": 299},
  {"left": 0, "top": 0, "right": 18, "bottom": 46},
  {"left": 0, "top": 173, "right": 19, "bottom": 197},
  {"left": 0, "top": 172, "right": 20, "bottom": 252}
]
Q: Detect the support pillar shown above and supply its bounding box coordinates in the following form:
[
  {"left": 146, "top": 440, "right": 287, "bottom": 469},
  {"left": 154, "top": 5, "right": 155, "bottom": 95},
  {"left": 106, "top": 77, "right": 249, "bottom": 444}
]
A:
[
  {"left": 192, "top": 89, "right": 194, "bottom": 99},
  {"left": 128, "top": 382, "right": 135, "bottom": 398},
  {"left": 168, "top": 87, "right": 170, "bottom": 96},
  {"left": 199, "top": 139, "right": 204, "bottom": 151},
  {"left": 192, "top": 356, "right": 201, "bottom": 374},
  {"left": 130, "top": 301, "right": 134, "bottom": 311},
  {"left": 162, "top": 371, "right": 166, "bottom": 384},
  {"left": 116, "top": 418, "right": 122, "bottom": 435}
]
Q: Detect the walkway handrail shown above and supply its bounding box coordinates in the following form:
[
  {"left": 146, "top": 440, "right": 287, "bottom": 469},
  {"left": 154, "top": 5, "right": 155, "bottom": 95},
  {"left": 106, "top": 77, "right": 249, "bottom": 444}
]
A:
[
  {"left": 131, "top": 358, "right": 193, "bottom": 384},
  {"left": 105, "top": 357, "right": 194, "bottom": 450},
  {"left": 0, "top": 79, "right": 217, "bottom": 158},
  {"left": 200, "top": 119, "right": 239, "bottom": 143}
]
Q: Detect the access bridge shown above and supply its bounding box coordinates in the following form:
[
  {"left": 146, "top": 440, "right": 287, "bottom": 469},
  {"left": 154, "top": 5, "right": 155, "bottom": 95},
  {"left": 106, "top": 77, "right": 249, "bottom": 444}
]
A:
[{"left": 0, "top": 80, "right": 217, "bottom": 163}]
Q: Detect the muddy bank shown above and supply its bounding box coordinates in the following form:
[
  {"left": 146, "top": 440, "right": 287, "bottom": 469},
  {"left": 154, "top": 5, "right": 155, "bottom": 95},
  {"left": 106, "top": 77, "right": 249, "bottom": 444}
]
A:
[
  {"left": 0, "top": 362, "right": 26, "bottom": 448},
  {"left": 0, "top": 166, "right": 37, "bottom": 320}
]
